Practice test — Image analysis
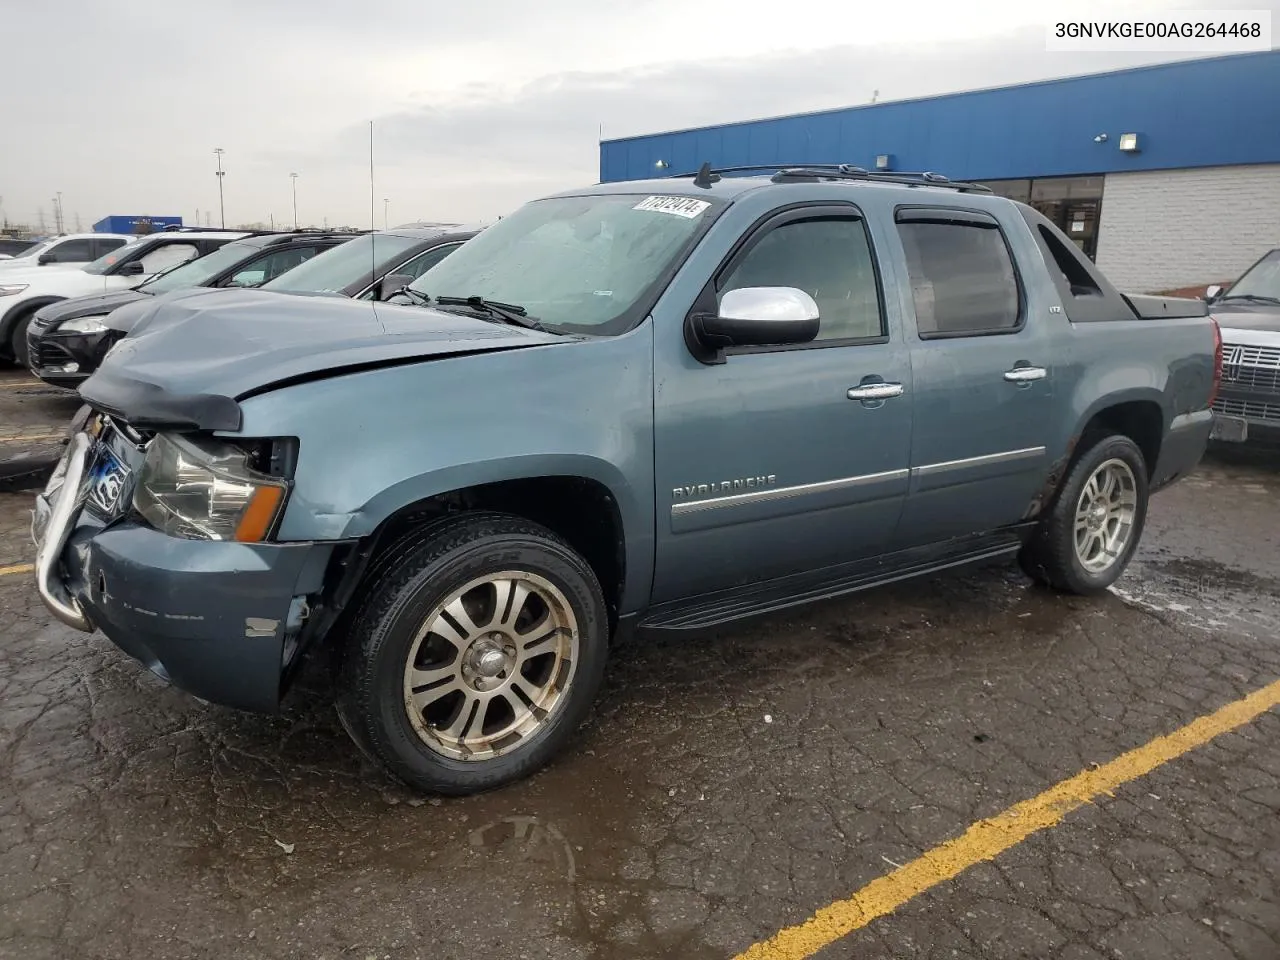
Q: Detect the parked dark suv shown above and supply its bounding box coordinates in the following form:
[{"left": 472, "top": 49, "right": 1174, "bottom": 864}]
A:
[{"left": 27, "top": 231, "right": 359, "bottom": 387}]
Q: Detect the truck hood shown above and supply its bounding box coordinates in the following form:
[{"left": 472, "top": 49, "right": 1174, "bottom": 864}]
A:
[
  {"left": 79, "top": 289, "right": 567, "bottom": 431},
  {"left": 36, "top": 289, "right": 151, "bottom": 326},
  {"left": 1210, "top": 301, "right": 1280, "bottom": 335}
]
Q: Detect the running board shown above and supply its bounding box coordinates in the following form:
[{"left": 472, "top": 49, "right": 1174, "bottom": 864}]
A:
[{"left": 638, "top": 533, "right": 1026, "bottom": 634}]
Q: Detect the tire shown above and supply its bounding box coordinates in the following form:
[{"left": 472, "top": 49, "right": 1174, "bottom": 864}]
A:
[
  {"left": 8, "top": 309, "right": 34, "bottom": 369},
  {"left": 1018, "top": 433, "right": 1149, "bottom": 595},
  {"left": 335, "top": 512, "right": 609, "bottom": 795}
]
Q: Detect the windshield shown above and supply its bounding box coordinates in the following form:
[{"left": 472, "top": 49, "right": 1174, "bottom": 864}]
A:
[
  {"left": 1225, "top": 250, "right": 1280, "bottom": 301},
  {"left": 83, "top": 240, "right": 139, "bottom": 275},
  {"left": 261, "top": 233, "right": 417, "bottom": 294},
  {"left": 139, "top": 240, "right": 257, "bottom": 293},
  {"left": 407, "top": 193, "right": 720, "bottom": 335}
]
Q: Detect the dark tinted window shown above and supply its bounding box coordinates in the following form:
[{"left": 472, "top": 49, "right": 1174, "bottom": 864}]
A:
[
  {"left": 227, "top": 246, "right": 318, "bottom": 287},
  {"left": 718, "top": 217, "right": 883, "bottom": 342},
  {"left": 50, "top": 239, "right": 94, "bottom": 262},
  {"left": 401, "top": 242, "right": 462, "bottom": 280},
  {"left": 93, "top": 238, "right": 128, "bottom": 258},
  {"left": 896, "top": 221, "right": 1019, "bottom": 336}
]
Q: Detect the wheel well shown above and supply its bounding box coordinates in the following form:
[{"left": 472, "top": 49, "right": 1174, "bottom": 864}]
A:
[
  {"left": 368, "top": 476, "right": 626, "bottom": 622},
  {"left": 1080, "top": 400, "right": 1164, "bottom": 474}
]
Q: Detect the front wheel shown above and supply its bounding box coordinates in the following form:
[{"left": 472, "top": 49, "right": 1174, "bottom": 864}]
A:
[
  {"left": 336, "top": 512, "right": 609, "bottom": 795},
  {"left": 1019, "top": 433, "right": 1149, "bottom": 595},
  {"left": 9, "top": 309, "right": 35, "bottom": 369}
]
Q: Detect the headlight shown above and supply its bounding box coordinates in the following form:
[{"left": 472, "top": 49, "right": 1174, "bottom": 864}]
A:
[
  {"left": 133, "top": 433, "right": 289, "bottom": 542},
  {"left": 0, "top": 283, "right": 29, "bottom": 297},
  {"left": 59, "top": 315, "right": 108, "bottom": 334}
]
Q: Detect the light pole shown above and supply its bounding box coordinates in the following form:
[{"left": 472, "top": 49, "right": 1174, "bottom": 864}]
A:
[
  {"left": 213, "top": 148, "right": 226, "bottom": 228},
  {"left": 290, "top": 172, "right": 299, "bottom": 230},
  {"left": 383, "top": 198, "right": 389, "bottom": 231}
]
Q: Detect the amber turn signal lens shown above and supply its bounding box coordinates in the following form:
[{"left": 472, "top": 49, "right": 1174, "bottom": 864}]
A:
[{"left": 234, "top": 485, "right": 286, "bottom": 542}]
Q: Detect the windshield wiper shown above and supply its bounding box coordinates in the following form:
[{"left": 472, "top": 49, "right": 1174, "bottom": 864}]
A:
[
  {"left": 1219, "top": 293, "right": 1280, "bottom": 306},
  {"left": 433, "top": 295, "right": 548, "bottom": 332},
  {"left": 393, "top": 286, "right": 432, "bottom": 306}
]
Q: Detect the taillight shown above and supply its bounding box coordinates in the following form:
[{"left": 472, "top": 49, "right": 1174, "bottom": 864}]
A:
[{"left": 1209, "top": 316, "right": 1223, "bottom": 406}]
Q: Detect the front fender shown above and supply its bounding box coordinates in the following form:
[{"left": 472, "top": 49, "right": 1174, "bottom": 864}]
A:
[
  {"left": 350, "top": 453, "right": 641, "bottom": 540},
  {"left": 232, "top": 328, "right": 656, "bottom": 612}
]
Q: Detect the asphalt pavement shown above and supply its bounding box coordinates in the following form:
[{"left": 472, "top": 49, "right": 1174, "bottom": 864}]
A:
[{"left": 1, "top": 368, "right": 1278, "bottom": 960}]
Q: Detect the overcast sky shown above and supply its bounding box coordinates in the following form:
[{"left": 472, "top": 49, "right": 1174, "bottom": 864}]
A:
[{"left": 2, "top": 0, "right": 1274, "bottom": 230}]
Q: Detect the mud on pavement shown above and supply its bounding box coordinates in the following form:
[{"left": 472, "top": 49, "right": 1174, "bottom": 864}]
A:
[{"left": 2, "top": 372, "right": 1279, "bottom": 960}]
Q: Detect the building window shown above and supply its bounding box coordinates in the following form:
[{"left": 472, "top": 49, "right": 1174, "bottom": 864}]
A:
[{"left": 977, "top": 175, "right": 1104, "bottom": 261}]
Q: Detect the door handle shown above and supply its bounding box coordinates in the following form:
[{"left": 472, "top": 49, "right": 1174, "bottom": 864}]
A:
[
  {"left": 1003, "top": 366, "right": 1047, "bottom": 383},
  {"left": 847, "top": 382, "right": 905, "bottom": 401}
]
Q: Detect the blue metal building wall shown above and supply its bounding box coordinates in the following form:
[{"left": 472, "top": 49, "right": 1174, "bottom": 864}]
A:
[
  {"left": 600, "top": 51, "right": 1280, "bottom": 183},
  {"left": 92, "top": 215, "right": 183, "bottom": 233}
]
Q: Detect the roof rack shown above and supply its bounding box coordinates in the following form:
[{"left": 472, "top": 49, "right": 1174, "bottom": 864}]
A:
[
  {"left": 665, "top": 161, "right": 991, "bottom": 193},
  {"left": 158, "top": 224, "right": 257, "bottom": 233},
  {"left": 770, "top": 166, "right": 992, "bottom": 193}
]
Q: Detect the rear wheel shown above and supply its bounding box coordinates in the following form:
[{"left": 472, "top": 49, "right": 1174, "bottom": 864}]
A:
[
  {"left": 1019, "top": 433, "right": 1149, "bottom": 595},
  {"left": 335, "top": 512, "right": 609, "bottom": 795}
]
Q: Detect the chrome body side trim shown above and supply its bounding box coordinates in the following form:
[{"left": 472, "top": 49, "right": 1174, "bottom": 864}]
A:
[
  {"left": 671, "top": 468, "right": 910, "bottom": 516},
  {"left": 911, "top": 445, "right": 1046, "bottom": 478}
]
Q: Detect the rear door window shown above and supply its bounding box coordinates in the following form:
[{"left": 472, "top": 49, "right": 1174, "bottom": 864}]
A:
[
  {"left": 49, "top": 238, "right": 94, "bottom": 263},
  {"left": 895, "top": 213, "right": 1021, "bottom": 337},
  {"left": 92, "top": 238, "right": 128, "bottom": 259}
]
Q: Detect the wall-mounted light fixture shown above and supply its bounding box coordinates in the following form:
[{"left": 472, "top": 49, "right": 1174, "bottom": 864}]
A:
[
  {"left": 654, "top": 159, "right": 670, "bottom": 170},
  {"left": 1118, "top": 133, "right": 1142, "bottom": 153},
  {"left": 1093, "top": 133, "right": 1109, "bottom": 143},
  {"left": 875, "top": 154, "right": 894, "bottom": 171}
]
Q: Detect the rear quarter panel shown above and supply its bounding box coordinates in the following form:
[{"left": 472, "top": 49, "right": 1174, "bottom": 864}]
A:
[{"left": 1043, "top": 314, "right": 1215, "bottom": 487}]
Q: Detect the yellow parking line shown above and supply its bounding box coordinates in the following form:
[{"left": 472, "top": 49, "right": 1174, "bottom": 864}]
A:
[
  {"left": 0, "top": 563, "right": 34, "bottom": 577},
  {"left": 0, "top": 379, "right": 40, "bottom": 389},
  {"left": 0, "top": 434, "right": 61, "bottom": 443},
  {"left": 733, "top": 677, "right": 1280, "bottom": 960}
]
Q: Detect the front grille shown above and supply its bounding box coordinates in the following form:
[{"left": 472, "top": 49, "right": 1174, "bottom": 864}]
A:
[
  {"left": 1222, "top": 342, "right": 1280, "bottom": 394},
  {"left": 31, "top": 339, "right": 75, "bottom": 369},
  {"left": 1213, "top": 397, "right": 1280, "bottom": 422}
]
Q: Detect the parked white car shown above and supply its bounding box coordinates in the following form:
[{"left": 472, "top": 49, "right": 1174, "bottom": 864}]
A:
[
  {"left": 0, "top": 229, "right": 249, "bottom": 366},
  {"left": 0, "top": 233, "right": 135, "bottom": 271}
]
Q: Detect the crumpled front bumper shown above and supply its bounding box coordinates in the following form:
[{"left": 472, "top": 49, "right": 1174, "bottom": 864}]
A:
[{"left": 31, "top": 417, "right": 339, "bottom": 712}]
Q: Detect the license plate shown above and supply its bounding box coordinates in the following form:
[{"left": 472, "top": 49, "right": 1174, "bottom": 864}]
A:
[
  {"left": 1210, "top": 414, "right": 1248, "bottom": 443},
  {"left": 85, "top": 444, "right": 129, "bottom": 515}
]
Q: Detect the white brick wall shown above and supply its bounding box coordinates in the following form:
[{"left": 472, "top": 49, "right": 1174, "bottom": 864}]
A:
[{"left": 1095, "top": 164, "right": 1280, "bottom": 294}]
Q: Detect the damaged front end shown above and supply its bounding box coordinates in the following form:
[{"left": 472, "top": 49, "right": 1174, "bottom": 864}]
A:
[{"left": 31, "top": 408, "right": 354, "bottom": 712}]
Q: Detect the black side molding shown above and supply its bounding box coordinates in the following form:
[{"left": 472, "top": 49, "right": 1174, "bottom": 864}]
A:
[{"left": 78, "top": 368, "right": 242, "bottom": 432}]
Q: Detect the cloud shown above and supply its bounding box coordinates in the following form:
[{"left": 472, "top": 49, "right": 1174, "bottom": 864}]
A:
[{"left": 331, "top": 26, "right": 1218, "bottom": 221}]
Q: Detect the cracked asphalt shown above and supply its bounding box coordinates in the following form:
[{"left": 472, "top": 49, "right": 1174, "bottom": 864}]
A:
[{"left": 1, "top": 369, "right": 1278, "bottom": 960}]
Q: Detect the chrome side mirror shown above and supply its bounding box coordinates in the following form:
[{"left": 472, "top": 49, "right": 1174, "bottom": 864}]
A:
[{"left": 691, "top": 285, "right": 820, "bottom": 353}]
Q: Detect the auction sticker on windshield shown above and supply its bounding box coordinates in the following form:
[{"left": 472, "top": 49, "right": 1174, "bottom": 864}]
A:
[{"left": 633, "top": 196, "right": 710, "bottom": 218}]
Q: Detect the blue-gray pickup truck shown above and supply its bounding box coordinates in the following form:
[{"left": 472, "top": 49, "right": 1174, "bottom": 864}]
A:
[{"left": 33, "top": 165, "right": 1222, "bottom": 795}]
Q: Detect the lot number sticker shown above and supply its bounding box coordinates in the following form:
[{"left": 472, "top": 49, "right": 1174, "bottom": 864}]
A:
[{"left": 633, "top": 196, "right": 710, "bottom": 218}]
